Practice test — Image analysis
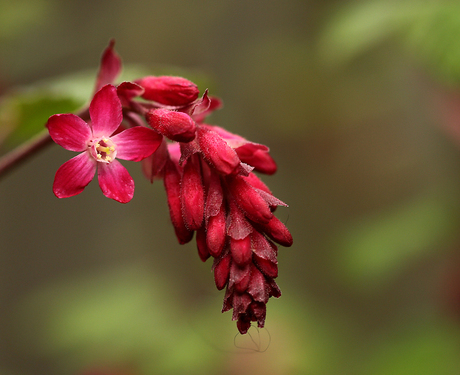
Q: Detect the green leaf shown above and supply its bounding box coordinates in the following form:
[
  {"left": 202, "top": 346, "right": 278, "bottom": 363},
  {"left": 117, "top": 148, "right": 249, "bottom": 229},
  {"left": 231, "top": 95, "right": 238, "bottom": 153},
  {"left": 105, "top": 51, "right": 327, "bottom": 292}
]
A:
[
  {"left": 332, "top": 190, "right": 459, "bottom": 288},
  {"left": 12, "top": 263, "right": 217, "bottom": 374},
  {"left": 0, "top": 71, "right": 94, "bottom": 154},
  {"left": 319, "top": 1, "right": 460, "bottom": 85},
  {"left": 319, "top": 1, "right": 414, "bottom": 65},
  {"left": 365, "top": 322, "right": 460, "bottom": 375}
]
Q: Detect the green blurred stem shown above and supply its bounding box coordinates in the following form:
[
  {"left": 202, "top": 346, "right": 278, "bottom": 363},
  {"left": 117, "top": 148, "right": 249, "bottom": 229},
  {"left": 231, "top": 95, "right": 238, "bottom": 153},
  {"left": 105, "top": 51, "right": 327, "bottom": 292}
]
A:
[{"left": 0, "top": 108, "right": 89, "bottom": 181}]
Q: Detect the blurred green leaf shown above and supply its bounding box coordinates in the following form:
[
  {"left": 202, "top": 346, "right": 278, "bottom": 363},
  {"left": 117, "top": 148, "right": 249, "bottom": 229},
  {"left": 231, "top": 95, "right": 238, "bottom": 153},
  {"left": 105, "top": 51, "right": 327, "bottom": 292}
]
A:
[
  {"left": 332, "top": 190, "right": 459, "bottom": 288},
  {"left": 0, "top": 71, "right": 93, "bottom": 153},
  {"left": 13, "top": 263, "right": 219, "bottom": 375},
  {"left": 319, "top": 1, "right": 415, "bottom": 65},
  {"left": 365, "top": 321, "right": 460, "bottom": 375},
  {"left": 403, "top": 4, "right": 460, "bottom": 84},
  {"left": 319, "top": 1, "right": 460, "bottom": 85}
]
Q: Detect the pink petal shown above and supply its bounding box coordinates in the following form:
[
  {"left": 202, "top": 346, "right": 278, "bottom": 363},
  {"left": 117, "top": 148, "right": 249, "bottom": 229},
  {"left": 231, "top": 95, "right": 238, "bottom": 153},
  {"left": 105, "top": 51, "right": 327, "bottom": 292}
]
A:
[
  {"left": 117, "top": 81, "right": 144, "bottom": 107},
  {"left": 235, "top": 144, "right": 277, "bottom": 175},
  {"left": 97, "top": 160, "right": 134, "bottom": 203},
  {"left": 141, "top": 138, "right": 168, "bottom": 182},
  {"left": 53, "top": 152, "right": 96, "bottom": 198},
  {"left": 189, "top": 89, "right": 211, "bottom": 117},
  {"left": 47, "top": 114, "right": 91, "bottom": 151},
  {"left": 111, "top": 126, "right": 163, "bottom": 161},
  {"left": 192, "top": 95, "right": 222, "bottom": 123},
  {"left": 94, "top": 40, "right": 122, "bottom": 92},
  {"left": 90, "top": 84, "right": 123, "bottom": 138}
]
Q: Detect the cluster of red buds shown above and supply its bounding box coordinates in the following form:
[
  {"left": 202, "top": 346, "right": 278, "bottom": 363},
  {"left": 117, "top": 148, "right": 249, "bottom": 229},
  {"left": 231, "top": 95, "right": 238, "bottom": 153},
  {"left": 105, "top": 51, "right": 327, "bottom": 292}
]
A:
[{"left": 46, "top": 41, "right": 293, "bottom": 334}]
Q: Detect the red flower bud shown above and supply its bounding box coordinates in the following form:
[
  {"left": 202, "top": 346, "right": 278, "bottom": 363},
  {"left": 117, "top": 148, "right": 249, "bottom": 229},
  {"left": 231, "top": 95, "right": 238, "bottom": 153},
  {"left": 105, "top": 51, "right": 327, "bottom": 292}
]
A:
[
  {"left": 197, "top": 127, "right": 241, "bottom": 175},
  {"left": 146, "top": 109, "right": 196, "bottom": 143},
  {"left": 230, "top": 262, "right": 252, "bottom": 293},
  {"left": 196, "top": 227, "right": 210, "bottom": 262},
  {"left": 163, "top": 160, "right": 193, "bottom": 244},
  {"left": 137, "top": 76, "right": 199, "bottom": 106},
  {"left": 230, "top": 236, "right": 252, "bottom": 266},
  {"left": 258, "top": 216, "right": 293, "bottom": 247},
  {"left": 213, "top": 252, "right": 232, "bottom": 290},
  {"left": 206, "top": 205, "right": 226, "bottom": 257},
  {"left": 180, "top": 156, "right": 204, "bottom": 230},
  {"left": 226, "top": 176, "right": 273, "bottom": 224}
]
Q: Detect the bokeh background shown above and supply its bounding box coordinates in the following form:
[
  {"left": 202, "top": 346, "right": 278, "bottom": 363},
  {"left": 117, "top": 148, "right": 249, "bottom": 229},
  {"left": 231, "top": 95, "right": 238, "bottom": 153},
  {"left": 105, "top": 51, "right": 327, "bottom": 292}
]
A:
[{"left": 2, "top": 0, "right": 460, "bottom": 374}]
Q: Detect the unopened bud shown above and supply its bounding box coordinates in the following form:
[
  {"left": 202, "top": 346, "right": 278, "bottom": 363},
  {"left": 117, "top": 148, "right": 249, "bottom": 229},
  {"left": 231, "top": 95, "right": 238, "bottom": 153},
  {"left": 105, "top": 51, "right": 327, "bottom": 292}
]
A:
[
  {"left": 146, "top": 109, "right": 196, "bottom": 143},
  {"left": 137, "top": 76, "right": 199, "bottom": 106}
]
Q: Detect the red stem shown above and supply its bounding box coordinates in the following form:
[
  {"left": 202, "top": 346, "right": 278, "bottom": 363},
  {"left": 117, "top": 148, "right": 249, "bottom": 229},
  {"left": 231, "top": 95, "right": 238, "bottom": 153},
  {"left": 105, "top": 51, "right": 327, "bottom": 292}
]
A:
[{"left": 0, "top": 107, "right": 89, "bottom": 181}]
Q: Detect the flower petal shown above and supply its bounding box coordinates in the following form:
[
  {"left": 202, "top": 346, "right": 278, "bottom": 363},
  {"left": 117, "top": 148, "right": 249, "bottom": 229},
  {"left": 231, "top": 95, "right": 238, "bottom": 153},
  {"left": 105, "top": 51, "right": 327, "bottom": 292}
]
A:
[
  {"left": 90, "top": 84, "right": 123, "bottom": 138},
  {"left": 111, "top": 126, "right": 163, "bottom": 161},
  {"left": 97, "top": 160, "right": 134, "bottom": 203},
  {"left": 94, "top": 39, "right": 122, "bottom": 92},
  {"left": 235, "top": 144, "right": 277, "bottom": 175},
  {"left": 47, "top": 114, "right": 91, "bottom": 151},
  {"left": 53, "top": 152, "right": 96, "bottom": 198},
  {"left": 117, "top": 81, "right": 144, "bottom": 107}
]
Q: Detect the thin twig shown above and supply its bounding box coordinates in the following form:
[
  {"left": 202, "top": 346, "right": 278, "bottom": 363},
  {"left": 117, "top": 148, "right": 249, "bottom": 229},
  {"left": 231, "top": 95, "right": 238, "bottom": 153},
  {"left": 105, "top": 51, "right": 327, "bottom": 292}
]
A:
[
  {"left": 0, "top": 129, "right": 53, "bottom": 180},
  {"left": 0, "top": 107, "right": 89, "bottom": 181}
]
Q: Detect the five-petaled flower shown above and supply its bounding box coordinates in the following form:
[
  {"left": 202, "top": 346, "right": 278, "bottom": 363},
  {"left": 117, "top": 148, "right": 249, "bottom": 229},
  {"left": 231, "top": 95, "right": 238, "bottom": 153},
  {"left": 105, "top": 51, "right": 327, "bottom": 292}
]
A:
[{"left": 47, "top": 84, "right": 162, "bottom": 203}]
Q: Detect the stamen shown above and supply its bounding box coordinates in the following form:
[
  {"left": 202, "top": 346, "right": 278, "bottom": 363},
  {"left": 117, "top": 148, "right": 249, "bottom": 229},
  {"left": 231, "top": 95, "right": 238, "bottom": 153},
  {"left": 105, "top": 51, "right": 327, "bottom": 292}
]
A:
[{"left": 90, "top": 136, "right": 117, "bottom": 163}]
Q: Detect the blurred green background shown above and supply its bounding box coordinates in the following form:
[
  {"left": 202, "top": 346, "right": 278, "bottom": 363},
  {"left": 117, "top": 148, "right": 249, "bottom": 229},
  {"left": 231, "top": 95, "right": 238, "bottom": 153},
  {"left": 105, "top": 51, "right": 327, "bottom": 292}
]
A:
[{"left": 2, "top": 0, "right": 460, "bottom": 374}]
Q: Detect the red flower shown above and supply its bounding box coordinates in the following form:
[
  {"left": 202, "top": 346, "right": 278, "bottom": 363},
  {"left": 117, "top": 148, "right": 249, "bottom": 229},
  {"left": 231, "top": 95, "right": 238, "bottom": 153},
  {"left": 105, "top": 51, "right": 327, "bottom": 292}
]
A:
[
  {"left": 46, "top": 41, "right": 292, "bottom": 334},
  {"left": 47, "top": 84, "right": 162, "bottom": 203},
  {"left": 155, "top": 123, "right": 292, "bottom": 334}
]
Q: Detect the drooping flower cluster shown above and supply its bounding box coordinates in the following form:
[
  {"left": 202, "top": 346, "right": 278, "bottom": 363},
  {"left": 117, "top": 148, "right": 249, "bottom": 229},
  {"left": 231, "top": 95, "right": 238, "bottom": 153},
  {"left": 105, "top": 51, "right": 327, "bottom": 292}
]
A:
[{"left": 47, "top": 40, "right": 292, "bottom": 334}]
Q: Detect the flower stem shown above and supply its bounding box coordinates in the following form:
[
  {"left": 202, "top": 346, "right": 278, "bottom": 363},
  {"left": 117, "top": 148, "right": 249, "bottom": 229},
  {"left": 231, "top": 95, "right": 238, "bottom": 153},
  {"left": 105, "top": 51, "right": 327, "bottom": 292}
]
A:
[
  {"left": 0, "top": 107, "right": 89, "bottom": 181},
  {"left": 0, "top": 129, "right": 54, "bottom": 180}
]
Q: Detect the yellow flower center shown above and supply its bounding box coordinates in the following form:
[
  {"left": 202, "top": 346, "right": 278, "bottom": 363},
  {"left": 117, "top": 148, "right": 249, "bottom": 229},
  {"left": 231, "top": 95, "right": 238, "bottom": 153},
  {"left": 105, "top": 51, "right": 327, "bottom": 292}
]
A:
[{"left": 90, "top": 137, "right": 117, "bottom": 163}]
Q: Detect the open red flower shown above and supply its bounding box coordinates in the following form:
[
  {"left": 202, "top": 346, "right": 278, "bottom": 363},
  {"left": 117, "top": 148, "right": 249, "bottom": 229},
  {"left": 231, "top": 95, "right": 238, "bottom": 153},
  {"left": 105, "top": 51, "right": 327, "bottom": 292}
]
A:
[{"left": 47, "top": 84, "right": 162, "bottom": 203}]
